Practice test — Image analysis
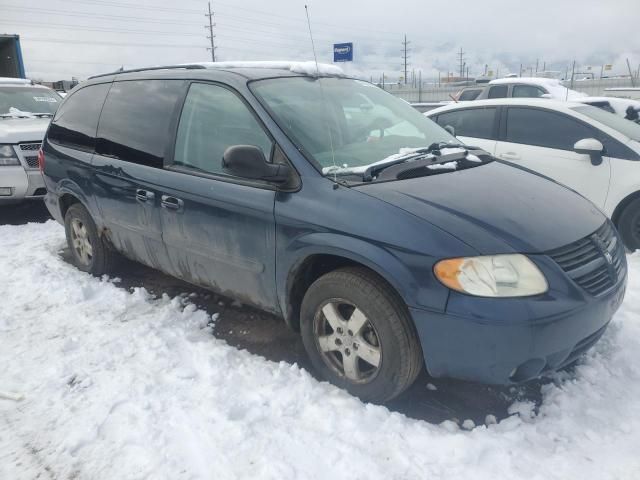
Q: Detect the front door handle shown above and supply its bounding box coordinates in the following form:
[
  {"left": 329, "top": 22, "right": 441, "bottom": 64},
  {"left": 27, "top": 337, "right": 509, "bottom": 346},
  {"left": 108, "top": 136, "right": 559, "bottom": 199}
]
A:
[
  {"left": 136, "top": 189, "right": 155, "bottom": 203},
  {"left": 498, "top": 152, "right": 520, "bottom": 160},
  {"left": 161, "top": 195, "right": 184, "bottom": 211}
]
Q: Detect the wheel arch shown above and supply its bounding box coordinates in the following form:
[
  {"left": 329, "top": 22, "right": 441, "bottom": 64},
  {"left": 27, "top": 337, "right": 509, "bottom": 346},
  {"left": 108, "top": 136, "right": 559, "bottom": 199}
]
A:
[
  {"left": 611, "top": 189, "right": 640, "bottom": 227},
  {"left": 280, "top": 237, "right": 416, "bottom": 331}
]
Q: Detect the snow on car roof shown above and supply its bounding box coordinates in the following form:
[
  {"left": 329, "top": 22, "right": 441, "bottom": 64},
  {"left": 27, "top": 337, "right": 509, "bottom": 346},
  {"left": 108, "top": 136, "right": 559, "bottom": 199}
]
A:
[
  {"left": 0, "top": 77, "right": 33, "bottom": 85},
  {"left": 489, "top": 76, "right": 564, "bottom": 86},
  {"left": 192, "top": 61, "right": 345, "bottom": 77}
]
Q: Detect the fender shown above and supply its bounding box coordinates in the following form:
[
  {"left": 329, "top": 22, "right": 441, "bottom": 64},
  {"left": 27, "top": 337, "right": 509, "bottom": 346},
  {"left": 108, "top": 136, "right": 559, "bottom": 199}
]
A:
[
  {"left": 56, "top": 179, "right": 103, "bottom": 228},
  {"left": 277, "top": 231, "right": 450, "bottom": 319}
]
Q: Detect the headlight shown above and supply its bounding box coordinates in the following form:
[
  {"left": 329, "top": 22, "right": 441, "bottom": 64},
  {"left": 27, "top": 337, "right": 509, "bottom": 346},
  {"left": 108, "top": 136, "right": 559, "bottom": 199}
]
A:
[
  {"left": 434, "top": 254, "right": 548, "bottom": 297},
  {"left": 0, "top": 145, "right": 20, "bottom": 166}
]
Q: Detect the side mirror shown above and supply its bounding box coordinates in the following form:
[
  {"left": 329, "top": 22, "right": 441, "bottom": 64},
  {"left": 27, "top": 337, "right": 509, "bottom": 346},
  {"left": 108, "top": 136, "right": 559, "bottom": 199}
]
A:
[
  {"left": 222, "top": 145, "right": 291, "bottom": 183},
  {"left": 574, "top": 138, "right": 604, "bottom": 166},
  {"left": 444, "top": 125, "right": 456, "bottom": 136},
  {"left": 540, "top": 93, "right": 553, "bottom": 99}
]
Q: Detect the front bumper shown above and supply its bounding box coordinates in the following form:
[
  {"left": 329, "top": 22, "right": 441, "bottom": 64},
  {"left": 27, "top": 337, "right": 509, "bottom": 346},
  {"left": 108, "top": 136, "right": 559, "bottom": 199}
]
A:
[
  {"left": 0, "top": 166, "right": 45, "bottom": 203},
  {"left": 411, "top": 257, "right": 627, "bottom": 384}
]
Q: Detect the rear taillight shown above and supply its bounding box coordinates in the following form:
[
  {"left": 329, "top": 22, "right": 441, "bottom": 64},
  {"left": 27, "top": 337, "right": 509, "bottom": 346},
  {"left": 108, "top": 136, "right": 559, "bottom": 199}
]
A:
[{"left": 37, "top": 148, "right": 45, "bottom": 172}]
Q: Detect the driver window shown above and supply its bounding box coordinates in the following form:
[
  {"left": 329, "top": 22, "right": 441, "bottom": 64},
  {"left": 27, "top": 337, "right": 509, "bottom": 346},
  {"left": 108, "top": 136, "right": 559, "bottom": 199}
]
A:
[{"left": 173, "top": 83, "right": 273, "bottom": 175}]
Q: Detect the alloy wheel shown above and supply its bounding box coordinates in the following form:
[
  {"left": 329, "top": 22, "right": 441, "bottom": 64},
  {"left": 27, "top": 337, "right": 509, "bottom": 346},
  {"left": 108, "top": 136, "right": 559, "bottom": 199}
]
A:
[
  {"left": 70, "top": 218, "right": 93, "bottom": 266},
  {"left": 314, "top": 299, "right": 382, "bottom": 384}
]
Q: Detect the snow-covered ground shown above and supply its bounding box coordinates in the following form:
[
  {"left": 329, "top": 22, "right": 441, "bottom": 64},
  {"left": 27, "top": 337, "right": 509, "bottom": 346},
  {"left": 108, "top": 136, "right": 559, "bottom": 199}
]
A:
[{"left": 1, "top": 221, "right": 639, "bottom": 480}]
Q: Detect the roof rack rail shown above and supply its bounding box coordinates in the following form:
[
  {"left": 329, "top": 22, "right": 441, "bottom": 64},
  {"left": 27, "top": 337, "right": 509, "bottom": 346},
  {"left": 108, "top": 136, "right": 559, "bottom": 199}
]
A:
[{"left": 88, "top": 64, "right": 207, "bottom": 80}]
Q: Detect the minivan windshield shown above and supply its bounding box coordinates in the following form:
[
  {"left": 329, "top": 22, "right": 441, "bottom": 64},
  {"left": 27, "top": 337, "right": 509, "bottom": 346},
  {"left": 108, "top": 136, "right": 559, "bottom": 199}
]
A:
[
  {"left": 0, "top": 86, "right": 61, "bottom": 117},
  {"left": 572, "top": 105, "right": 640, "bottom": 142},
  {"left": 251, "top": 77, "right": 460, "bottom": 180}
]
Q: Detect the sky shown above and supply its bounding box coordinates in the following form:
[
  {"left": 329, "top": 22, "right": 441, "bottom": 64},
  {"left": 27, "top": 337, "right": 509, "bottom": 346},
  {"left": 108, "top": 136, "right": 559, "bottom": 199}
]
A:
[{"left": 1, "top": 0, "right": 639, "bottom": 82}]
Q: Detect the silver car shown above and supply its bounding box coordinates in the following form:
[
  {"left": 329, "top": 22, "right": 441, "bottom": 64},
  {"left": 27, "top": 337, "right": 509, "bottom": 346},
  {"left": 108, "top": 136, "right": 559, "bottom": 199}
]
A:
[{"left": 0, "top": 78, "right": 60, "bottom": 204}]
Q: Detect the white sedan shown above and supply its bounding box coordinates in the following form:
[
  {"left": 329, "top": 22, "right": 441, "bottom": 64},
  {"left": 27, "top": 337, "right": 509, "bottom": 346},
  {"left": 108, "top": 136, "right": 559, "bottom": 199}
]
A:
[{"left": 426, "top": 98, "right": 640, "bottom": 250}]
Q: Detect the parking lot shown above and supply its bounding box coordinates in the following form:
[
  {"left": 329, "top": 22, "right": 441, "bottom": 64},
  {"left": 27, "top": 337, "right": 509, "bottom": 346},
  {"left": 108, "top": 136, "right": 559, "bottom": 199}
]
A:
[{"left": 2, "top": 204, "right": 639, "bottom": 480}]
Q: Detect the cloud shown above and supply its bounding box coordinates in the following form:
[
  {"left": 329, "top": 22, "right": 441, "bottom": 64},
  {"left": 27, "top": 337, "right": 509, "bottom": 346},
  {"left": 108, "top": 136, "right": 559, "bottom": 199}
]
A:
[{"left": 3, "top": 0, "right": 639, "bottom": 81}]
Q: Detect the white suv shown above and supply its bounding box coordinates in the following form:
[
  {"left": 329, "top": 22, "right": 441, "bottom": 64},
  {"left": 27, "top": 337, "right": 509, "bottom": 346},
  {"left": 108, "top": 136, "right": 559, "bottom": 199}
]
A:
[
  {"left": 427, "top": 98, "right": 640, "bottom": 250},
  {"left": 0, "top": 78, "right": 61, "bottom": 204}
]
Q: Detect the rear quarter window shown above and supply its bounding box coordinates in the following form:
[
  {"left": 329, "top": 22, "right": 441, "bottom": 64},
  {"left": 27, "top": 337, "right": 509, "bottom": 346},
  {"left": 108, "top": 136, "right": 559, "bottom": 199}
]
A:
[
  {"left": 96, "top": 79, "right": 186, "bottom": 168},
  {"left": 48, "top": 83, "right": 111, "bottom": 151}
]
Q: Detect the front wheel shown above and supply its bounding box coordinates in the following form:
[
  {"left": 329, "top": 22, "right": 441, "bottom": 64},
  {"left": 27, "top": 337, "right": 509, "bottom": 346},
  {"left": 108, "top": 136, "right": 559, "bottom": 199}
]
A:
[
  {"left": 617, "top": 198, "right": 640, "bottom": 251},
  {"left": 300, "top": 267, "right": 423, "bottom": 403}
]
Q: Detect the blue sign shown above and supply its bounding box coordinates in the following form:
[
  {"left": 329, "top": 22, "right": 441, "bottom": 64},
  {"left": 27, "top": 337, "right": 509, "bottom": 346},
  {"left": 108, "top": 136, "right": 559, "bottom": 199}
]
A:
[{"left": 333, "top": 43, "right": 353, "bottom": 62}]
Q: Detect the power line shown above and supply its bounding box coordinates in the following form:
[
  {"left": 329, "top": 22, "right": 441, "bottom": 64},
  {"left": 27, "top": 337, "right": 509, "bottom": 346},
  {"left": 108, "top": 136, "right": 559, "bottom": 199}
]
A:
[
  {"left": 20, "top": 37, "right": 204, "bottom": 49},
  {"left": 205, "top": 2, "right": 217, "bottom": 62},
  {"left": 0, "top": 19, "right": 201, "bottom": 37}
]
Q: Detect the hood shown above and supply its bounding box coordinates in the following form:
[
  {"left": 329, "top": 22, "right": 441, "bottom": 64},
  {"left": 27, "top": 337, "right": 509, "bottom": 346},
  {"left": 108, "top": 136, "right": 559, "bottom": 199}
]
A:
[
  {"left": 354, "top": 161, "right": 605, "bottom": 254},
  {"left": 0, "top": 117, "right": 50, "bottom": 144}
]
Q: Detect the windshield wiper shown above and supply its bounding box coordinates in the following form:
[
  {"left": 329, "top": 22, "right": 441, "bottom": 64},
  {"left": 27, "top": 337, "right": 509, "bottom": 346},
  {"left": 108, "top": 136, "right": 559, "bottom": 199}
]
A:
[{"left": 363, "top": 143, "right": 468, "bottom": 181}]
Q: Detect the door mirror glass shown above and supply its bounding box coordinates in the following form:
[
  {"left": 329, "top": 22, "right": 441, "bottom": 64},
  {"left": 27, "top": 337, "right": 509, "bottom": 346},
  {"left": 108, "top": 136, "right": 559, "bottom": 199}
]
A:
[
  {"left": 540, "top": 93, "right": 553, "bottom": 99},
  {"left": 223, "top": 145, "right": 291, "bottom": 183},
  {"left": 574, "top": 138, "right": 604, "bottom": 166}
]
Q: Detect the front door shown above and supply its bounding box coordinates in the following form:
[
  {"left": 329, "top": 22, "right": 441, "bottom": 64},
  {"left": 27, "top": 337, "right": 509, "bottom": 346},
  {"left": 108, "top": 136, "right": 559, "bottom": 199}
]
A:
[
  {"left": 495, "top": 106, "right": 611, "bottom": 208},
  {"left": 159, "top": 82, "right": 279, "bottom": 312}
]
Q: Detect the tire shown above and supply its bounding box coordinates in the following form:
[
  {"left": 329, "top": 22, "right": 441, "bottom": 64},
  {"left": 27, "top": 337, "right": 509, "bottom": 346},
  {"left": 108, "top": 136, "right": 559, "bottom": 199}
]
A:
[
  {"left": 300, "top": 267, "right": 423, "bottom": 403},
  {"left": 617, "top": 198, "right": 640, "bottom": 252},
  {"left": 64, "top": 203, "right": 117, "bottom": 275}
]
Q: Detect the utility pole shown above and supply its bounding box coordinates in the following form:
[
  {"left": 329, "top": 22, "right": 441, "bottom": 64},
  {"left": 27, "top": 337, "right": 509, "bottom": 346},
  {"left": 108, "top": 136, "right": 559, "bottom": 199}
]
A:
[
  {"left": 457, "top": 47, "right": 465, "bottom": 79},
  {"left": 401, "top": 35, "right": 410, "bottom": 84},
  {"left": 205, "top": 2, "right": 217, "bottom": 62}
]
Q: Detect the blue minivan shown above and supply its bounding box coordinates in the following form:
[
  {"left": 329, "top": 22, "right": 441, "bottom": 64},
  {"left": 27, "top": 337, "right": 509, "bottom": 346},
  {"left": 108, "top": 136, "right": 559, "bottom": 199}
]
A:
[{"left": 40, "top": 63, "right": 627, "bottom": 402}]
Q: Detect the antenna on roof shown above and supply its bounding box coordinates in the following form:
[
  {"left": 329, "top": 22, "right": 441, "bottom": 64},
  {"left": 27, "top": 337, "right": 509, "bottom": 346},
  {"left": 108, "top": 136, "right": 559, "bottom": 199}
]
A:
[
  {"left": 304, "top": 5, "right": 320, "bottom": 78},
  {"left": 304, "top": 4, "right": 338, "bottom": 181}
]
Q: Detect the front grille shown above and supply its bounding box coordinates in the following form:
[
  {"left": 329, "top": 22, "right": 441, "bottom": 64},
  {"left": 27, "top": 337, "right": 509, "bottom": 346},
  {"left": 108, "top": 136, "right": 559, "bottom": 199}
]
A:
[
  {"left": 547, "top": 221, "right": 626, "bottom": 296},
  {"left": 19, "top": 142, "right": 41, "bottom": 151},
  {"left": 19, "top": 143, "right": 42, "bottom": 170},
  {"left": 24, "top": 155, "right": 39, "bottom": 168}
]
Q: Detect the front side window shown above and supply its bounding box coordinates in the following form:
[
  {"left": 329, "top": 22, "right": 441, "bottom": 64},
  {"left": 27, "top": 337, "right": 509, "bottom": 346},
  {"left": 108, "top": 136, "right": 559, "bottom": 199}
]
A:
[
  {"left": 505, "top": 107, "right": 594, "bottom": 150},
  {"left": 48, "top": 83, "right": 110, "bottom": 151},
  {"left": 0, "top": 86, "right": 60, "bottom": 116},
  {"left": 173, "top": 83, "right": 273, "bottom": 176},
  {"left": 436, "top": 108, "right": 496, "bottom": 139},
  {"left": 512, "top": 85, "right": 546, "bottom": 98},
  {"left": 250, "top": 77, "right": 455, "bottom": 176},
  {"left": 96, "top": 80, "right": 186, "bottom": 168},
  {"left": 488, "top": 85, "right": 508, "bottom": 98}
]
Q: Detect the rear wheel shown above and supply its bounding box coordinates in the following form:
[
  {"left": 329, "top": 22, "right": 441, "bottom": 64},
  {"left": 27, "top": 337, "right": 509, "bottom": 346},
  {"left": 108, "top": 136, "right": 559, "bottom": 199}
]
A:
[
  {"left": 617, "top": 198, "right": 640, "bottom": 251},
  {"left": 64, "top": 203, "right": 117, "bottom": 275},
  {"left": 300, "top": 267, "right": 423, "bottom": 403}
]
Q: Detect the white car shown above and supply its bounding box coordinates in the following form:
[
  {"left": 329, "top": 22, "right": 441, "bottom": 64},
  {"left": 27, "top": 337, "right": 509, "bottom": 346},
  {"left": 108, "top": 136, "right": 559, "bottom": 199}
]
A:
[
  {"left": 475, "top": 77, "right": 587, "bottom": 101},
  {"left": 0, "top": 78, "right": 60, "bottom": 204},
  {"left": 574, "top": 96, "right": 640, "bottom": 118},
  {"left": 426, "top": 98, "right": 640, "bottom": 250}
]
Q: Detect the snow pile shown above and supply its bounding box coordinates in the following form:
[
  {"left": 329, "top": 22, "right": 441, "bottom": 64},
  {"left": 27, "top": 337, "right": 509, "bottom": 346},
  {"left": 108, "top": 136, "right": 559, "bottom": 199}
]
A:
[
  {"left": 193, "top": 61, "right": 345, "bottom": 77},
  {"left": 1, "top": 221, "right": 640, "bottom": 479}
]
